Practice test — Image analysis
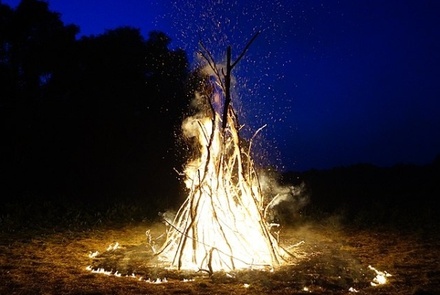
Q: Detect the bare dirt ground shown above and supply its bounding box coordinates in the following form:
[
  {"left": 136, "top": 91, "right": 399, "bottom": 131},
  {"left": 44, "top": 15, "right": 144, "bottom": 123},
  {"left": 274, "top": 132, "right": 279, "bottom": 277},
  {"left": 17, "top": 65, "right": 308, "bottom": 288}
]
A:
[{"left": 1, "top": 220, "right": 439, "bottom": 295}]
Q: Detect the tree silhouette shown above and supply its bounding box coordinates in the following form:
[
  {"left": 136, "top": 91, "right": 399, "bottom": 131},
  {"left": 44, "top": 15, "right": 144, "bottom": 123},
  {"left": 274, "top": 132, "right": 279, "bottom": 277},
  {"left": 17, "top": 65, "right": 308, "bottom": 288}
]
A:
[
  {"left": 1, "top": 1, "right": 191, "bottom": 206},
  {"left": 4, "top": 0, "right": 78, "bottom": 98},
  {"left": 1, "top": 0, "right": 79, "bottom": 196}
]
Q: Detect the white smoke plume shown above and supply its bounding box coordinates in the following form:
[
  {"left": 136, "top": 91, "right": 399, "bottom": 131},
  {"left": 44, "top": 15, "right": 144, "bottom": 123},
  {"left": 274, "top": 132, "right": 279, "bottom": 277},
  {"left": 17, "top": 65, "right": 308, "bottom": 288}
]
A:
[{"left": 260, "top": 169, "right": 309, "bottom": 225}]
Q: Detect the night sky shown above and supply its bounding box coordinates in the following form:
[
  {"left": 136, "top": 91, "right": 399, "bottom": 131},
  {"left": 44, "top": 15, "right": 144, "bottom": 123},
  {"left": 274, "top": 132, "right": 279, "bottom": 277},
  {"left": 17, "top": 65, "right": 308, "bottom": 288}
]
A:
[{"left": 3, "top": 0, "right": 440, "bottom": 172}]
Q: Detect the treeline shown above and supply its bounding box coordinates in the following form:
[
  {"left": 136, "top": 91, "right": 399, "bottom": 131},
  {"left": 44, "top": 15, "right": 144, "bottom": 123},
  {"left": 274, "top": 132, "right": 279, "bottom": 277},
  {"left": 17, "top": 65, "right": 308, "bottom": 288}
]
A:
[
  {"left": 282, "top": 159, "right": 440, "bottom": 229},
  {"left": 0, "top": 0, "right": 195, "bottom": 207}
]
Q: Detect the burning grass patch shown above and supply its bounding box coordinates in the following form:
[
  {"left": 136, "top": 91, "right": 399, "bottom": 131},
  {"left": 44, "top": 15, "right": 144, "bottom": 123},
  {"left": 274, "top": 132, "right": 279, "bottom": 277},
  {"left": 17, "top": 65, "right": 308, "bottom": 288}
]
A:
[{"left": 2, "top": 220, "right": 437, "bottom": 294}]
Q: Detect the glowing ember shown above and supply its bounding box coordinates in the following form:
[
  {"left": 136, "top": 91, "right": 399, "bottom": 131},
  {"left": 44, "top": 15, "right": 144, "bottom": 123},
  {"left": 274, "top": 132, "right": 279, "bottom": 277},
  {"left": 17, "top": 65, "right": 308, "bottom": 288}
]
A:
[
  {"left": 88, "top": 251, "right": 99, "bottom": 258},
  {"left": 106, "top": 242, "right": 119, "bottom": 251},
  {"left": 154, "top": 37, "right": 290, "bottom": 273},
  {"left": 368, "top": 265, "right": 392, "bottom": 286}
]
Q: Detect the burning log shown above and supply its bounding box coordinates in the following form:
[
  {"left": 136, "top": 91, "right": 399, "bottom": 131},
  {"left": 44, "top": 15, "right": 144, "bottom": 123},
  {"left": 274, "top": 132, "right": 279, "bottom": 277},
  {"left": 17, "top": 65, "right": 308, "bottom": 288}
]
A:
[{"left": 155, "top": 33, "right": 290, "bottom": 273}]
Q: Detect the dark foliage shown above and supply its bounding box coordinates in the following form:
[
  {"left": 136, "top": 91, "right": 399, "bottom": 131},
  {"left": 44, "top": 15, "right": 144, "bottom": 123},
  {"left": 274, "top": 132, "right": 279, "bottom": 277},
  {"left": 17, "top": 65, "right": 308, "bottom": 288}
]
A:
[{"left": 0, "top": 0, "right": 194, "bottom": 209}]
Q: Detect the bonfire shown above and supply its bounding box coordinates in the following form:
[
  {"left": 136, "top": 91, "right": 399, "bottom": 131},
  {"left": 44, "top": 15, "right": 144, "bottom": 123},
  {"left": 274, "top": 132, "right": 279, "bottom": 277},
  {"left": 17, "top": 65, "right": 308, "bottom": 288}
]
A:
[{"left": 154, "top": 34, "right": 290, "bottom": 274}]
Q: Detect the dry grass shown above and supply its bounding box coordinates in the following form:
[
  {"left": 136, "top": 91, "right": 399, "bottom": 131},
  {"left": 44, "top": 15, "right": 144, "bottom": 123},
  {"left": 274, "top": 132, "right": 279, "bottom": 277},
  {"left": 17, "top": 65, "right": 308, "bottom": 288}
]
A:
[{"left": 1, "top": 219, "right": 439, "bottom": 295}]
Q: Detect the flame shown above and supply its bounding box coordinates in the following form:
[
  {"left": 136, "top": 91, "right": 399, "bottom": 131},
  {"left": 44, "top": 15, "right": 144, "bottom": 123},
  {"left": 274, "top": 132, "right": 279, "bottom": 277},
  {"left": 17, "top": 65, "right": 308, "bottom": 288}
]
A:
[
  {"left": 155, "top": 69, "right": 288, "bottom": 272},
  {"left": 106, "top": 242, "right": 119, "bottom": 251},
  {"left": 88, "top": 251, "right": 99, "bottom": 258},
  {"left": 86, "top": 265, "right": 169, "bottom": 283},
  {"left": 368, "top": 265, "right": 392, "bottom": 286}
]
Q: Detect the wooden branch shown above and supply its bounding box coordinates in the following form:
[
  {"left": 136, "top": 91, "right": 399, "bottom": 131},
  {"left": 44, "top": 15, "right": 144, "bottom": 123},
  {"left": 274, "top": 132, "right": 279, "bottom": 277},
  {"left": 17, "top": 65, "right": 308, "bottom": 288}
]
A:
[
  {"left": 221, "top": 46, "right": 232, "bottom": 129},
  {"left": 198, "top": 40, "right": 225, "bottom": 91},
  {"left": 198, "top": 32, "right": 260, "bottom": 130},
  {"left": 248, "top": 124, "right": 267, "bottom": 161},
  {"left": 221, "top": 31, "right": 260, "bottom": 130},
  {"left": 231, "top": 31, "right": 260, "bottom": 68},
  {"left": 157, "top": 32, "right": 288, "bottom": 272}
]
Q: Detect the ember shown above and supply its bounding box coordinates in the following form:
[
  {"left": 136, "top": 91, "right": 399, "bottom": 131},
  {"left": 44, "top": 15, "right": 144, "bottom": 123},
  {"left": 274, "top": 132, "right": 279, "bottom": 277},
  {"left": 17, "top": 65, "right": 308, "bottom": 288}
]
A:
[{"left": 369, "top": 265, "right": 392, "bottom": 286}]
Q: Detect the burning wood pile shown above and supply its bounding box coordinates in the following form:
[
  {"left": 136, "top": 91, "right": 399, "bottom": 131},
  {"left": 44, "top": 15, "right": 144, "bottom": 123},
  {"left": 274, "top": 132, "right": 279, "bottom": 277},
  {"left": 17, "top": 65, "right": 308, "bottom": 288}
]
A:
[{"left": 155, "top": 34, "right": 290, "bottom": 273}]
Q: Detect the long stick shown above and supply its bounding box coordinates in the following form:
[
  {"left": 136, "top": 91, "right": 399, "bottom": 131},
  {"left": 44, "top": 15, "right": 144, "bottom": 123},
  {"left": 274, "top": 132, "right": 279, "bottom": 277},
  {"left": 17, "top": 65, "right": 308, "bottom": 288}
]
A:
[
  {"left": 221, "top": 31, "right": 260, "bottom": 130},
  {"left": 221, "top": 46, "right": 232, "bottom": 129}
]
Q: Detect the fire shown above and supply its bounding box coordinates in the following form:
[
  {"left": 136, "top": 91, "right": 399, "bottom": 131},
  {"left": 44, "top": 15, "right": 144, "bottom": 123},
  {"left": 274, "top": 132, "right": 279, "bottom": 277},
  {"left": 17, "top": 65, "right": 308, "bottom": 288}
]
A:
[
  {"left": 106, "top": 242, "right": 119, "bottom": 251},
  {"left": 154, "top": 40, "right": 289, "bottom": 272},
  {"left": 368, "top": 265, "right": 392, "bottom": 286}
]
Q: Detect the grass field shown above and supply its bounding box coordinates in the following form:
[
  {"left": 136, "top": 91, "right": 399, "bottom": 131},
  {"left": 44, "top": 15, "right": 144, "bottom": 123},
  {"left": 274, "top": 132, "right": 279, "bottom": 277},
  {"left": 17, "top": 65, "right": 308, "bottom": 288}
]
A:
[{"left": 1, "top": 190, "right": 439, "bottom": 294}]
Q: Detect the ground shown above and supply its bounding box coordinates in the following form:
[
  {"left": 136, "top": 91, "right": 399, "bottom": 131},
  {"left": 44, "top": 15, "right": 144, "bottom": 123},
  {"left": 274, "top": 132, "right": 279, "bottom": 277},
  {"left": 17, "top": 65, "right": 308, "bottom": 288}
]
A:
[{"left": 1, "top": 219, "right": 439, "bottom": 294}]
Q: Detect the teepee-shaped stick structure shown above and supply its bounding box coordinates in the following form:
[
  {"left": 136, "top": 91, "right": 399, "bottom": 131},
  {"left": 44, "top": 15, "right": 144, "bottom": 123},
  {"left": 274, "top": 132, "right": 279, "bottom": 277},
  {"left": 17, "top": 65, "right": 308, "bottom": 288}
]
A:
[{"left": 155, "top": 33, "right": 288, "bottom": 273}]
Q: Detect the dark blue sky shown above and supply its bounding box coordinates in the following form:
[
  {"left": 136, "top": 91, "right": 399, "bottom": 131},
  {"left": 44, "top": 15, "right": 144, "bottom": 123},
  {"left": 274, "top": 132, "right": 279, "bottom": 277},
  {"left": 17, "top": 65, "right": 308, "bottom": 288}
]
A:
[{"left": 4, "top": 0, "right": 440, "bottom": 172}]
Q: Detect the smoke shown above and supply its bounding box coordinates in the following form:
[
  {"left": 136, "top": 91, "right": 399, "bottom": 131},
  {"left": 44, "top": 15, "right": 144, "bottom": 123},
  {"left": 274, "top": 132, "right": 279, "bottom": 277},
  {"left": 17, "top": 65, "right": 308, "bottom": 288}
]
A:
[
  {"left": 181, "top": 108, "right": 203, "bottom": 139},
  {"left": 158, "top": 210, "right": 176, "bottom": 226},
  {"left": 260, "top": 169, "right": 309, "bottom": 225}
]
